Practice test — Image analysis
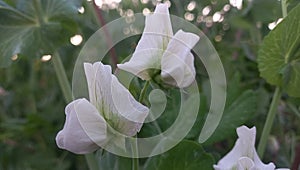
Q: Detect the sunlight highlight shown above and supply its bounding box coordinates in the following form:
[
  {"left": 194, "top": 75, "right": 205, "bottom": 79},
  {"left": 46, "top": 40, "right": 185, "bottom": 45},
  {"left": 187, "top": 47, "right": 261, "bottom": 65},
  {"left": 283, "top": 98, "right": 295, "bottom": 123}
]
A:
[
  {"left": 184, "top": 12, "right": 195, "bottom": 21},
  {"left": 187, "top": 1, "right": 196, "bottom": 11},
  {"left": 223, "top": 4, "right": 231, "bottom": 12},
  {"left": 213, "top": 12, "right": 222, "bottom": 22},
  {"left": 230, "top": 0, "right": 243, "bottom": 10},
  {"left": 95, "top": 0, "right": 122, "bottom": 9},
  {"left": 41, "top": 55, "right": 52, "bottom": 62},
  {"left": 78, "top": 6, "right": 85, "bottom": 14},
  {"left": 202, "top": 6, "right": 211, "bottom": 16},
  {"left": 11, "top": 54, "right": 18, "bottom": 61},
  {"left": 70, "top": 35, "right": 83, "bottom": 46},
  {"left": 140, "top": 0, "right": 149, "bottom": 4},
  {"left": 164, "top": 1, "right": 171, "bottom": 8},
  {"left": 142, "top": 8, "right": 151, "bottom": 16}
]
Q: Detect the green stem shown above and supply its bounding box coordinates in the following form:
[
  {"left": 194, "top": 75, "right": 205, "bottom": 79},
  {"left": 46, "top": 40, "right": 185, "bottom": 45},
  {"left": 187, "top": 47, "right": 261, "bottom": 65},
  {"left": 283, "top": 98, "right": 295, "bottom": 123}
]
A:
[
  {"left": 257, "top": 0, "right": 288, "bottom": 158},
  {"left": 281, "top": 0, "right": 288, "bottom": 18},
  {"left": 51, "top": 52, "right": 73, "bottom": 103},
  {"left": 257, "top": 87, "right": 281, "bottom": 157},
  {"left": 51, "top": 52, "right": 99, "bottom": 170},
  {"left": 150, "top": 114, "right": 162, "bottom": 134},
  {"left": 131, "top": 137, "right": 139, "bottom": 170},
  {"left": 142, "top": 81, "right": 162, "bottom": 133},
  {"left": 131, "top": 81, "right": 150, "bottom": 170},
  {"left": 139, "top": 81, "right": 150, "bottom": 103}
]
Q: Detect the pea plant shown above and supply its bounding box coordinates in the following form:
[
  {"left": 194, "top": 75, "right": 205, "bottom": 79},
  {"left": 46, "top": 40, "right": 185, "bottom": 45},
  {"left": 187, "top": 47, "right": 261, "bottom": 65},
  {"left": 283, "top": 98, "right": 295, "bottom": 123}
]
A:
[{"left": 0, "top": 0, "right": 299, "bottom": 169}]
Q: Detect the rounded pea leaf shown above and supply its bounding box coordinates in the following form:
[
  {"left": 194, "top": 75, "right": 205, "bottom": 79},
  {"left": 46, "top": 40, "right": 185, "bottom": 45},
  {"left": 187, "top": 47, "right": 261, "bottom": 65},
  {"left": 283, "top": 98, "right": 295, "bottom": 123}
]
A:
[
  {"left": 258, "top": 4, "right": 300, "bottom": 97},
  {"left": 0, "top": 0, "right": 81, "bottom": 67}
]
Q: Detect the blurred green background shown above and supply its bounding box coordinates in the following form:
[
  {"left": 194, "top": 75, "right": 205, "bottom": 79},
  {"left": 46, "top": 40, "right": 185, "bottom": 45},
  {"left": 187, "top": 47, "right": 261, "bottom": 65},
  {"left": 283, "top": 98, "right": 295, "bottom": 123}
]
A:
[{"left": 0, "top": 0, "right": 300, "bottom": 169}]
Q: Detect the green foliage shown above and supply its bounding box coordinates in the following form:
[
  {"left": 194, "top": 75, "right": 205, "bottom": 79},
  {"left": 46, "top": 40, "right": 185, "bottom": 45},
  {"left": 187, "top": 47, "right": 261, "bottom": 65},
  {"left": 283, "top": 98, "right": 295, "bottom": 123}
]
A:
[
  {"left": 143, "top": 140, "right": 214, "bottom": 170},
  {"left": 205, "top": 90, "right": 257, "bottom": 144},
  {"left": 204, "top": 73, "right": 258, "bottom": 145},
  {"left": 96, "top": 150, "right": 132, "bottom": 170},
  {"left": 250, "top": 0, "right": 281, "bottom": 22},
  {"left": 258, "top": 4, "right": 300, "bottom": 97},
  {"left": 0, "top": 0, "right": 81, "bottom": 67},
  {"left": 0, "top": 58, "right": 78, "bottom": 169},
  {"left": 138, "top": 88, "right": 181, "bottom": 137},
  {"left": 185, "top": 94, "right": 208, "bottom": 140},
  {"left": 0, "top": 0, "right": 299, "bottom": 169}
]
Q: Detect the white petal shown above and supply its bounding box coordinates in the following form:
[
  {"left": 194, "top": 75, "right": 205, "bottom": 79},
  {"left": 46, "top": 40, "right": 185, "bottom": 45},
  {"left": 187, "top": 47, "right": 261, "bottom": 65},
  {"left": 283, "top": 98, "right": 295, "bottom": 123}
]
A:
[
  {"left": 237, "top": 157, "right": 255, "bottom": 170},
  {"left": 115, "top": 114, "right": 144, "bottom": 136},
  {"left": 111, "top": 75, "right": 149, "bottom": 124},
  {"left": 237, "top": 126, "right": 256, "bottom": 145},
  {"left": 214, "top": 126, "right": 256, "bottom": 169},
  {"left": 117, "top": 48, "right": 162, "bottom": 80},
  {"left": 55, "top": 99, "right": 107, "bottom": 154},
  {"left": 111, "top": 77, "right": 149, "bottom": 136},
  {"left": 252, "top": 150, "right": 276, "bottom": 170},
  {"left": 84, "top": 63, "right": 97, "bottom": 105},
  {"left": 143, "top": 3, "right": 173, "bottom": 49},
  {"left": 84, "top": 62, "right": 113, "bottom": 119},
  {"left": 75, "top": 98, "right": 107, "bottom": 147},
  {"left": 90, "top": 62, "right": 149, "bottom": 136},
  {"left": 236, "top": 127, "right": 276, "bottom": 169},
  {"left": 118, "top": 3, "right": 173, "bottom": 80},
  {"left": 214, "top": 126, "right": 279, "bottom": 170},
  {"left": 161, "top": 30, "right": 199, "bottom": 88}
]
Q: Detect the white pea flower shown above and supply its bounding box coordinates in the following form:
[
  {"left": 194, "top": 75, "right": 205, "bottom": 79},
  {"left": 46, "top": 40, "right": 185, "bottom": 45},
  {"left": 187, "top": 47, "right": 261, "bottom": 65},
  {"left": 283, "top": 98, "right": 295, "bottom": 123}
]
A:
[
  {"left": 117, "top": 3, "right": 199, "bottom": 88},
  {"left": 214, "top": 126, "right": 290, "bottom": 170},
  {"left": 56, "top": 62, "right": 149, "bottom": 154}
]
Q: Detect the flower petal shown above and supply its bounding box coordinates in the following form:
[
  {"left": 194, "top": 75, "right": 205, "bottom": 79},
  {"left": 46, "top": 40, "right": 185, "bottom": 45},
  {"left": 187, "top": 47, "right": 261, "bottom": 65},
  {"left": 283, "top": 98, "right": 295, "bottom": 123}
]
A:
[
  {"left": 117, "top": 3, "right": 173, "bottom": 80},
  {"left": 85, "top": 62, "right": 113, "bottom": 118},
  {"left": 55, "top": 99, "right": 107, "bottom": 154},
  {"left": 111, "top": 75, "right": 149, "bottom": 136},
  {"left": 142, "top": 3, "right": 173, "bottom": 50},
  {"left": 252, "top": 150, "right": 276, "bottom": 170},
  {"left": 213, "top": 126, "right": 256, "bottom": 169},
  {"left": 236, "top": 125, "right": 256, "bottom": 153},
  {"left": 87, "top": 62, "right": 149, "bottom": 136},
  {"left": 214, "top": 126, "right": 280, "bottom": 170},
  {"left": 117, "top": 48, "right": 162, "bottom": 80},
  {"left": 237, "top": 157, "right": 255, "bottom": 170},
  {"left": 111, "top": 75, "right": 149, "bottom": 123},
  {"left": 236, "top": 127, "right": 276, "bottom": 169},
  {"left": 84, "top": 63, "right": 98, "bottom": 105},
  {"left": 161, "top": 29, "right": 199, "bottom": 88}
]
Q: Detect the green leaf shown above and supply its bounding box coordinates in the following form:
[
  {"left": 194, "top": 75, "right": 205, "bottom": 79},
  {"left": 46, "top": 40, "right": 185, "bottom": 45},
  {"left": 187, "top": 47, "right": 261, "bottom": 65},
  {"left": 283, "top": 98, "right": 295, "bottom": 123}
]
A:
[
  {"left": 204, "top": 90, "right": 257, "bottom": 145},
  {"left": 226, "top": 72, "right": 243, "bottom": 106},
  {"left": 143, "top": 140, "right": 215, "bottom": 170},
  {"left": 0, "top": 0, "right": 82, "bottom": 67},
  {"left": 258, "top": 4, "right": 300, "bottom": 97},
  {"left": 96, "top": 150, "right": 132, "bottom": 170}
]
